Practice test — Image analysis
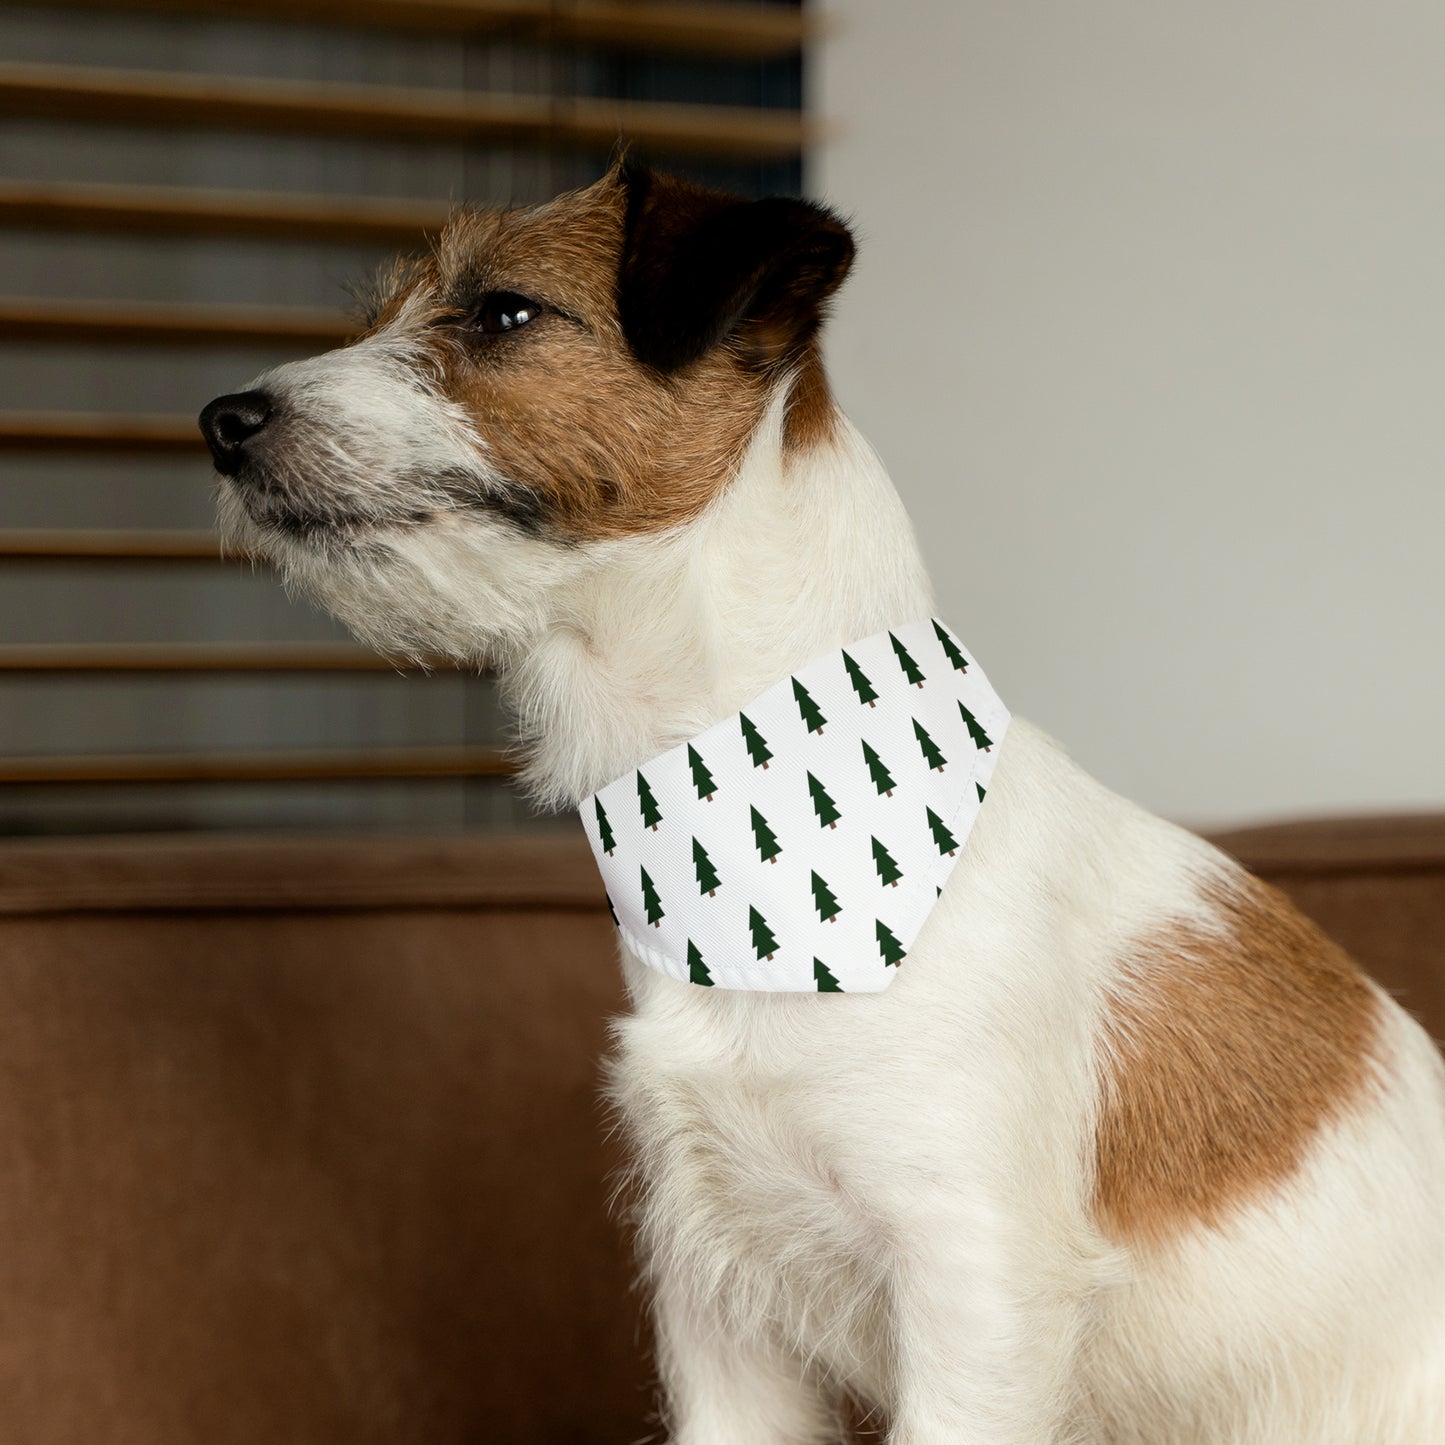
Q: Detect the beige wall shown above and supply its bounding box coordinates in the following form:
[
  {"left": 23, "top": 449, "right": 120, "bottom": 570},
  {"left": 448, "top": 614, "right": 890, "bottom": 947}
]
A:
[{"left": 814, "top": 1, "right": 1445, "bottom": 826}]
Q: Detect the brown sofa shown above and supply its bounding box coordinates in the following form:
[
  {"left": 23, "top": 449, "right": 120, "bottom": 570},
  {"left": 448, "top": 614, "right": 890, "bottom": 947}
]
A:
[{"left": 0, "top": 817, "right": 1440, "bottom": 1443}]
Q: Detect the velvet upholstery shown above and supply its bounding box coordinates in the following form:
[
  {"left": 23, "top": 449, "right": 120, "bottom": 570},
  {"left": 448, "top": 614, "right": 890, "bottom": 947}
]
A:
[{"left": 0, "top": 819, "right": 1439, "bottom": 1442}]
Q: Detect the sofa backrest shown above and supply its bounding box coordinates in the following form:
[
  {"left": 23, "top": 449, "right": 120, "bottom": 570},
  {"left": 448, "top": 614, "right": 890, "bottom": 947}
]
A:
[{"left": 0, "top": 818, "right": 1440, "bottom": 1443}]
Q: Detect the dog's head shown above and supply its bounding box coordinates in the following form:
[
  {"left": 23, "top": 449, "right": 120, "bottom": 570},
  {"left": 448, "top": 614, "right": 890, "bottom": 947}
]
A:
[{"left": 200, "top": 163, "right": 854, "bottom": 662}]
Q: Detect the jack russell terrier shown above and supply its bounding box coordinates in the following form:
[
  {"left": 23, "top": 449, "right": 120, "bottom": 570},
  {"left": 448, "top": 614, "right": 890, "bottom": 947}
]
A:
[{"left": 200, "top": 162, "right": 1445, "bottom": 1444}]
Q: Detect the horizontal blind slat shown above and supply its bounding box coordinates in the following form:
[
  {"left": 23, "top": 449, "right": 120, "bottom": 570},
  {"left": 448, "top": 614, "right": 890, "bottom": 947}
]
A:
[
  {"left": 0, "top": 529, "right": 229, "bottom": 560},
  {"left": 0, "top": 643, "right": 447, "bottom": 672},
  {"left": 0, "top": 180, "right": 448, "bottom": 244},
  {"left": 0, "top": 297, "right": 354, "bottom": 347},
  {"left": 0, "top": 0, "right": 810, "bottom": 58},
  {"left": 0, "top": 62, "right": 812, "bottom": 161},
  {"left": 0, "top": 745, "right": 515, "bottom": 783},
  {"left": 0, "top": 412, "right": 202, "bottom": 451}
]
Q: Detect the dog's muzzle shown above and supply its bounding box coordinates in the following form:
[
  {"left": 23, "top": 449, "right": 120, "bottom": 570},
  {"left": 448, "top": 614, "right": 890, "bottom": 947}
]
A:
[{"left": 199, "top": 390, "right": 273, "bottom": 476}]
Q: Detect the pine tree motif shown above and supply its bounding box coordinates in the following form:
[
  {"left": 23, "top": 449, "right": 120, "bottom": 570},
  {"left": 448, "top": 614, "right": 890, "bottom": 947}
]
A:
[
  {"left": 692, "top": 836, "right": 721, "bottom": 897},
  {"left": 932, "top": 620, "right": 969, "bottom": 673},
  {"left": 687, "top": 744, "right": 716, "bottom": 802},
  {"left": 814, "top": 958, "right": 843, "bottom": 992},
  {"left": 861, "top": 740, "right": 895, "bottom": 797},
  {"left": 926, "top": 806, "right": 959, "bottom": 857},
  {"left": 876, "top": 918, "right": 906, "bottom": 967},
  {"left": 913, "top": 718, "right": 947, "bottom": 772},
  {"left": 749, "top": 906, "right": 778, "bottom": 961},
  {"left": 687, "top": 939, "right": 714, "bottom": 987},
  {"left": 637, "top": 771, "right": 663, "bottom": 830},
  {"left": 807, "top": 771, "right": 841, "bottom": 829},
  {"left": 640, "top": 866, "right": 664, "bottom": 927},
  {"left": 890, "top": 631, "right": 926, "bottom": 688},
  {"left": 605, "top": 892, "right": 619, "bottom": 927},
  {"left": 791, "top": 677, "right": 827, "bottom": 734},
  {"left": 810, "top": 870, "right": 841, "bottom": 922},
  {"left": 958, "top": 702, "right": 993, "bottom": 752},
  {"left": 977, "top": 782, "right": 987, "bottom": 803},
  {"left": 871, "top": 836, "right": 903, "bottom": 888},
  {"left": 740, "top": 712, "right": 772, "bottom": 769},
  {"left": 842, "top": 650, "right": 878, "bottom": 707},
  {"left": 750, "top": 806, "right": 783, "bottom": 864},
  {"left": 594, "top": 797, "right": 615, "bottom": 855}
]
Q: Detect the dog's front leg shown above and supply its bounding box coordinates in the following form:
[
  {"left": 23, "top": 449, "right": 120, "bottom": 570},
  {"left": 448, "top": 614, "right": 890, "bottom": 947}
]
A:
[
  {"left": 883, "top": 1223, "right": 1091, "bottom": 1445},
  {"left": 653, "top": 1275, "right": 843, "bottom": 1445}
]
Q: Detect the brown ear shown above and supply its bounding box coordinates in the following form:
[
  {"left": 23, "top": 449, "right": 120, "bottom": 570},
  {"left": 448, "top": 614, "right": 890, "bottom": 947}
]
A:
[{"left": 617, "top": 162, "right": 855, "bottom": 374}]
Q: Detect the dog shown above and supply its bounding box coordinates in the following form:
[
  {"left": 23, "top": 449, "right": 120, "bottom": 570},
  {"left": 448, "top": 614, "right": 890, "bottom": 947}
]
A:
[{"left": 200, "top": 162, "right": 1445, "bottom": 1444}]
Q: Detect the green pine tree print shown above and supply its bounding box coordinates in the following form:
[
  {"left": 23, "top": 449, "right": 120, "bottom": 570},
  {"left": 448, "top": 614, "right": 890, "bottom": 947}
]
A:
[
  {"left": 926, "top": 806, "right": 959, "bottom": 857},
  {"left": 637, "top": 771, "right": 663, "bottom": 830},
  {"left": 932, "top": 620, "right": 969, "bottom": 673},
  {"left": 692, "top": 836, "right": 721, "bottom": 897},
  {"left": 814, "top": 958, "right": 843, "bottom": 992},
  {"left": 740, "top": 712, "right": 772, "bottom": 769},
  {"left": 605, "top": 892, "right": 619, "bottom": 927},
  {"left": 811, "top": 870, "right": 841, "bottom": 922},
  {"left": 890, "top": 631, "right": 926, "bottom": 688},
  {"left": 842, "top": 650, "right": 878, "bottom": 707},
  {"left": 807, "top": 771, "right": 841, "bottom": 828},
  {"left": 861, "top": 740, "right": 895, "bottom": 797},
  {"left": 749, "top": 906, "right": 778, "bottom": 961},
  {"left": 687, "top": 744, "right": 716, "bottom": 802},
  {"left": 876, "top": 918, "right": 905, "bottom": 966},
  {"left": 792, "top": 677, "right": 827, "bottom": 734},
  {"left": 913, "top": 718, "right": 947, "bottom": 772},
  {"left": 595, "top": 797, "right": 615, "bottom": 855},
  {"left": 640, "top": 866, "right": 664, "bottom": 927},
  {"left": 750, "top": 805, "right": 783, "bottom": 864},
  {"left": 871, "top": 836, "right": 903, "bottom": 888},
  {"left": 958, "top": 702, "right": 993, "bottom": 751},
  {"left": 977, "top": 782, "right": 987, "bottom": 803},
  {"left": 687, "top": 940, "right": 714, "bottom": 987}
]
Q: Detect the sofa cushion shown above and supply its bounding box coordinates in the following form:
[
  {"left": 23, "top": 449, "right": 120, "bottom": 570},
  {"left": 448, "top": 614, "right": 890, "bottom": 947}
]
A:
[{"left": 0, "top": 817, "right": 1439, "bottom": 1443}]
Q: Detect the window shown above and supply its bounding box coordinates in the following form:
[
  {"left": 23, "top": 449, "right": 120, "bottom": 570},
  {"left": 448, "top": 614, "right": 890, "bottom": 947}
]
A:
[{"left": 0, "top": 0, "right": 808, "bottom": 834}]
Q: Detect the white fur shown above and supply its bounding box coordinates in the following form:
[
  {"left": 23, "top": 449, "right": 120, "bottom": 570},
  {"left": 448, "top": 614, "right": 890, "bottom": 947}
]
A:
[{"left": 221, "top": 349, "right": 1445, "bottom": 1444}]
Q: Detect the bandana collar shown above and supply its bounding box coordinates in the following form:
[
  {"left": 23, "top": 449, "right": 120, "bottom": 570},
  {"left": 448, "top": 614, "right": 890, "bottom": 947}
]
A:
[{"left": 580, "top": 618, "right": 1009, "bottom": 993}]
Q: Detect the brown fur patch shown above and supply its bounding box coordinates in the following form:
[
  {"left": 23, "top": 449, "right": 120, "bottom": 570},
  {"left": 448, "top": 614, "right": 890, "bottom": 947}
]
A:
[
  {"left": 782, "top": 343, "right": 840, "bottom": 455},
  {"left": 1093, "top": 872, "right": 1382, "bottom": 1247},
  {"left": 371, "top": 181, "right": 739, "bottom": 540},
  {"left": 364, "top": 171, "right": 843, "bottom": 542}
]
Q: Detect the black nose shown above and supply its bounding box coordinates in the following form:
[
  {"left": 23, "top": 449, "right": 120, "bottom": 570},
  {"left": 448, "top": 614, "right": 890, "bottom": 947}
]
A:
[{"left": 199, "top": 390, "right": 272, "bottom": 475}]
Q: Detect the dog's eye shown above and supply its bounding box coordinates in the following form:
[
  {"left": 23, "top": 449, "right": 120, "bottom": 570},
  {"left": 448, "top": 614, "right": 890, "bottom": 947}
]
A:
[{"left": 472, "top": 291, "right": 543, "bottom": 334}]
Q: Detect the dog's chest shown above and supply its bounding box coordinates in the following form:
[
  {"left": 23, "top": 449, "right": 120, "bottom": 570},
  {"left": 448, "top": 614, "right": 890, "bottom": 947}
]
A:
[{"left": 612, "top": 997, "right": 892, "bottom": 1386}]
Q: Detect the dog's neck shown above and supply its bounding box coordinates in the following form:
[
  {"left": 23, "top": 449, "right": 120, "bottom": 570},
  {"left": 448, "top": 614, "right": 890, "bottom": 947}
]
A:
[{"left": 502, "top": 392, "right": 936, "bottom": 809}]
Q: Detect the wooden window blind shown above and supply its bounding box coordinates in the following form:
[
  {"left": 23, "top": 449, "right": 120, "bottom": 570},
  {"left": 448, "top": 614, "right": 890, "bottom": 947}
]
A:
[{"left": 0, "top": 0, "right": 809, "bottom": 835}]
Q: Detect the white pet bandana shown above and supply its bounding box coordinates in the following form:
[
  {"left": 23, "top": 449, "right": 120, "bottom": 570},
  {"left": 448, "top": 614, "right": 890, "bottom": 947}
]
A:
[{"left": 580, "top": 619, "right": 1009, "bottom": 993}]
